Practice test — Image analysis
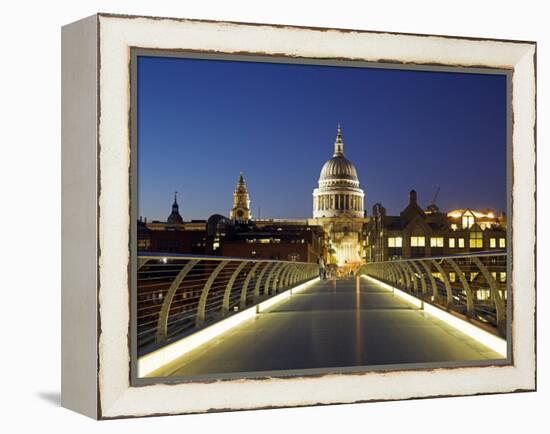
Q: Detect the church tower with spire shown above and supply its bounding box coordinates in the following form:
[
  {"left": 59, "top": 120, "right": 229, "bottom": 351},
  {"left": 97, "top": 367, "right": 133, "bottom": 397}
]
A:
[
  {"left": 230, "top": 172, "right": 251, "bottom": 223},
  {"left": 166, "top": 191, "right": 184, "bottom": 224}
]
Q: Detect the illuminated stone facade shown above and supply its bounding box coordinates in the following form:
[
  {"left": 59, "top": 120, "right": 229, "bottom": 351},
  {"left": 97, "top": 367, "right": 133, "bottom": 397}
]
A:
[
  {"left": 230, "top": 172, "right": 251, "bottom": 223},
  {"left": 309, "top": 126, "right": 368, "bottom": 267}
]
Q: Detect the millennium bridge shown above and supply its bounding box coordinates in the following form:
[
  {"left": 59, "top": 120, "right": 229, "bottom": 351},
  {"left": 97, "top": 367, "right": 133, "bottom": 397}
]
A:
[{"left": 136, "top": 252, "right": 508, "bottom": 378}]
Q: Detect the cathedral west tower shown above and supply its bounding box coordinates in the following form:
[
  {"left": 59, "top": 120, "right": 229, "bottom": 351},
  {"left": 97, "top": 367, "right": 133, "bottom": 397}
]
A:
[{"left": 230, "top": 172, "right": 251, "bottom": 223}]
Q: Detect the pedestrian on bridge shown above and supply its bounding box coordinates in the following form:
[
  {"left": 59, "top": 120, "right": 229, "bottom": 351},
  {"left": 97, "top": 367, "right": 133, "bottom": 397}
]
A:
[{"left": 317, "top": 256, "right": 326, "bottom": 280}]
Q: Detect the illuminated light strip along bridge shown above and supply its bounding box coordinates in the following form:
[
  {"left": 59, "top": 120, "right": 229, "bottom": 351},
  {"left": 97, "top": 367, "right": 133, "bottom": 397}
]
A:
[
  {"left": 136, "top": 252, "right": 507, "bottom": 378},
  {"left": 357, "top": 251, "right": 508, "bottom": 336}
]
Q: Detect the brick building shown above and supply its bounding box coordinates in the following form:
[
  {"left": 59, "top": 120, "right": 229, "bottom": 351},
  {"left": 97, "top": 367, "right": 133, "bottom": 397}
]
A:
[
  {"left": 364, "top": 190, "right": 507, "bottom": 262},
  {"left": 137, "top": 193, "right": 325, "bottom": 263},
  {"left": 137, "top": 193, "right": 207, "bottom": 254},
  {"left": 206, "top": 215, "right": 325, "bottom": 263}
]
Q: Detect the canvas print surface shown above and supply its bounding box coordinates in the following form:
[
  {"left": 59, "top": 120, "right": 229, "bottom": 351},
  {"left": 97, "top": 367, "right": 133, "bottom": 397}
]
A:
[{"left": 133, "top": 54, "right": 509, "bottom": 381}]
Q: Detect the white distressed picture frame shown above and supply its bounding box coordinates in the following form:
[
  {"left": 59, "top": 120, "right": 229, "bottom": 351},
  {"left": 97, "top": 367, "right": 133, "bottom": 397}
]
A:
[{"left": 61, "top": 13, "right": 536, "bottom": 419}]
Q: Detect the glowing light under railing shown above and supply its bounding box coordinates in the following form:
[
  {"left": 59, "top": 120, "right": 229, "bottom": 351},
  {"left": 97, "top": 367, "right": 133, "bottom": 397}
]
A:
[
  {"left": 290, "top": 276, "right": 320, "bottom": 295},
  {"left": 257, "top": 291, "right": 291, "bottom": 312},
  {"left": 423, "top": 304, "right": 507, "bottom": 357},
  {"left": 362, "top": 275, "right": 422, "bottom": 308},
  {"left": 139, "top": 307, "right": 256, "bottom": 377},
  {"left": 362, "top": 275, "right": 507, "bottom": 358},
  {"left": 138, "top": 276, "right": 320, "bottom": 377},
  {"left": 362, "top": 275, "right": 394, "bottom": 292},
  {"left": 391, "top": 286, "right": 423, "bottom": 309},
  {"left": 257, "top": 277, "right": 319, "bottom": 312}
]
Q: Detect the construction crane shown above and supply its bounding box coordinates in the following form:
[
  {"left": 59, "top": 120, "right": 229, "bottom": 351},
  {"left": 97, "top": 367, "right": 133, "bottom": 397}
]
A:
[
  {"left": 426, "top": 187, "right": 440, "bottom": 213},
  {"left": 431, "top": 187, "right": 440, "bottom": 206}
]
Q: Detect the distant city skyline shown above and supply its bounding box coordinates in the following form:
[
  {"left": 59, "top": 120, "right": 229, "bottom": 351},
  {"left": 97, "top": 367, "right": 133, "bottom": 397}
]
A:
[{"left": 138, "top": 55, "right": 507, "bottom": 222}]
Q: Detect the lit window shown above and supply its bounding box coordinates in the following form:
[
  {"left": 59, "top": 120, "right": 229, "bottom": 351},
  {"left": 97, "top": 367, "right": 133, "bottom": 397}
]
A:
[
  {"left": 490, "top": 238, "right": 496, "bottom": 248},
  {"left": 430, "top": 237, "right": 444, "bottom": 247},
  {"left": 410, "top": 236, "right": 425, "bottom": 247},
  {"left": 388, "top": 237, "right": 403, "bottom": 248},
  {"left": 451, "top": 223, "right": 458, "bottom": 231},
  {"left": 137, "top": 239, "right": 150, "bottom": 249},
  {"left": 499, "top": 238, "right": 506, "bottom": 248},
  {"left": 469, "top": 231, "right": 483, "bottom": 248},
  {"left": 449, "top": 238, "right": 455, "bottom": 248},
  {"left": 470, "top": 272, "right": 479, "bottom": 281},
  {"left": 500, "top": 272, "right": 507, "bottom": 283},
  {"left": 289, "top": 253, "right": 300, "bottom": 262},
  {"left": 462, "top": 212, "right": 475, "bottom": 229},
  {"left": 491, "top": 271, "right": 497, "bottom": 280},
  {"left": 458, "top": 238, "right": 465, "bottom": 248},
  {"left": 477, "top": 289, "right": 490, "bottom": 301},
  {"left": 449, "top": 272, "right": 456, "bottom": 282}
]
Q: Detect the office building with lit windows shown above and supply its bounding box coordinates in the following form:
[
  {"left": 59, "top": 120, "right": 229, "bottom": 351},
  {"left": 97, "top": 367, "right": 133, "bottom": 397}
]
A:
[{"left": 364, "top": 190, "right": 507, "bottom": 263}]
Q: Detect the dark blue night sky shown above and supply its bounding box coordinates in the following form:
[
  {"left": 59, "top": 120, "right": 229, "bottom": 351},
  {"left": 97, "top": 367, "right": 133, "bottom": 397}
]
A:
[{"left": 138, "top": 55, "right": 507, "bottom": 221}]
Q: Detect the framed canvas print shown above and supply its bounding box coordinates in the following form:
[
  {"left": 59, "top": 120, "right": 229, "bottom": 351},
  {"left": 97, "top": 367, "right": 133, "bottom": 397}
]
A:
[{"left": 61, "top": 13, "right": 536, "bottom": 419}]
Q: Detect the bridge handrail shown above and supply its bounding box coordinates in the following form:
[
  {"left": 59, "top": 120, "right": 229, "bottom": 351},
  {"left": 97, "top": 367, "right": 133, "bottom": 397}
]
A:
[
  {"left": 357, "top": 252, "right": 507, "bottom": 337},
  {"left": 138, "top": 252, "right": 313, "bottom": 265},
  {"left": 137, "top": 254, "right": 318, "bottom": 355},
  {"left": 366, "top": 250, "right": 506, "bottom": 264}
]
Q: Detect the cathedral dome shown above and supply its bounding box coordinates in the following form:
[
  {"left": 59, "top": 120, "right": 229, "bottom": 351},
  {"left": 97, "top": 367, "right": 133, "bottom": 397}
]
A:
[
  {"left": 312, "top": 125, "right": 365, "bottom": 220},
  {"left": 317, "top": 125, "right": 360, "bottom": 188},
  {"left": 319, "top": 155, "right": 358, "bottom": 182}
]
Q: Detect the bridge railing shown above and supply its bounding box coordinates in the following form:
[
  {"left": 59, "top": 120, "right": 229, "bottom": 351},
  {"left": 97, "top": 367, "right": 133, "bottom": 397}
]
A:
[
  {"left": 137, "top": 254, "right": 318, "bottom": 355},
  {"left": 357, "top": 252, "right": 507, "bottom": 337}
]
